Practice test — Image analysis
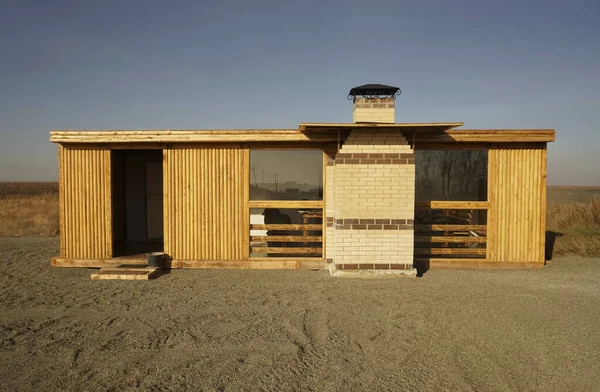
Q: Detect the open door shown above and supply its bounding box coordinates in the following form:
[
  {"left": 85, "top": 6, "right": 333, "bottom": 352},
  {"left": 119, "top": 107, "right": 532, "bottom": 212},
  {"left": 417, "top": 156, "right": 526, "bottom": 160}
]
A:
[{"left": 112, "top": 150, "right": 163, "bottom": 257}]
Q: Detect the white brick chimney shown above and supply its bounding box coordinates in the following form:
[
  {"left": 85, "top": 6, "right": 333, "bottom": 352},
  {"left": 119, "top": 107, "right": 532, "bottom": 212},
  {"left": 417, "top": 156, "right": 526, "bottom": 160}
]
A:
[{"left": 353, "top": 97, "right": 395, "bottom": 123}]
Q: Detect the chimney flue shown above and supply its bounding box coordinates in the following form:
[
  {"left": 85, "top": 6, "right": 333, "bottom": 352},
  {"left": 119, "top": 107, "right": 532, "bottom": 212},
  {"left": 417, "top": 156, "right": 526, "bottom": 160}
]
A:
[{"left": 348, "top": 84, "right": 401, "bottom": 124}]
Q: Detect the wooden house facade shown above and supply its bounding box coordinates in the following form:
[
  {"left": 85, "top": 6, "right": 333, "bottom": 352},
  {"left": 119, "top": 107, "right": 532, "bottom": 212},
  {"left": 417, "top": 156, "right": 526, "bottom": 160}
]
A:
[{"left": 50, "top": 86, "right": 555, "bottom": 272}]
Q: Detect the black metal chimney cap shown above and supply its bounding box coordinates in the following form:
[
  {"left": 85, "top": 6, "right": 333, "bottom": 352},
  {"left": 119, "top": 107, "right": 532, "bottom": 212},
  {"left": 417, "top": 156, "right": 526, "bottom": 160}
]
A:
[{"left": 348, "top": 84, "right": 401, "bottom": 100}]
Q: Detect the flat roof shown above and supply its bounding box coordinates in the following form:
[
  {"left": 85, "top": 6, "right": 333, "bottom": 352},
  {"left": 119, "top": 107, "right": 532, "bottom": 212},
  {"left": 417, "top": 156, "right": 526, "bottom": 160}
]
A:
[
  {"left": 299, "top": 122, "right": 464, "bottom": 132},
  {"left": 49, "top": 122, "right": 555, "bottom": 144}
]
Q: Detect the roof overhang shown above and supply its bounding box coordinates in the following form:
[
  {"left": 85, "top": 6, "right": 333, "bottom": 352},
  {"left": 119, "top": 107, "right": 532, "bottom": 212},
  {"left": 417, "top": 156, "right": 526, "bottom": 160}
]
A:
[
  {"left": 49, "top": 123, "right": 555, "bottom": 144},
  {"left": 299, "top": 122, "right": 464, "bottom": 133},
  {"left": 49, "top": 129, "right": 340, "bottom": 144}
]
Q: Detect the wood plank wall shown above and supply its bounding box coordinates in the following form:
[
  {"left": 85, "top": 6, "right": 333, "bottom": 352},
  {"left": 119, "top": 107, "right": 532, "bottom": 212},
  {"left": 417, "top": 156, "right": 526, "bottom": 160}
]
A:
[
  {"left": 59, "top": 146, "right": 112, "bottom": 258},
  {"left": 163, "top": 148, "right": 249, "bottom": 260},
  {"left": 487, "top": 145, "right": 547, "bottom": 262}
]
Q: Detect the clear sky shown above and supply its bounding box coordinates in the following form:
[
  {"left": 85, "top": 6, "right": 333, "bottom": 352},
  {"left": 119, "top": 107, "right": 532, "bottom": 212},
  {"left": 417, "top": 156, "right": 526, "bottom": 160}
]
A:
[{"left": 1, "top": 0, "right": 598, "bottom": 185}]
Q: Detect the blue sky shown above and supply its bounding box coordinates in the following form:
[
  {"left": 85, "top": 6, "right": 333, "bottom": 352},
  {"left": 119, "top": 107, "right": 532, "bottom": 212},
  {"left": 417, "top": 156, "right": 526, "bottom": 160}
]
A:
[{"left": 0, "top": 0, "right": 598, "bottom": 184}]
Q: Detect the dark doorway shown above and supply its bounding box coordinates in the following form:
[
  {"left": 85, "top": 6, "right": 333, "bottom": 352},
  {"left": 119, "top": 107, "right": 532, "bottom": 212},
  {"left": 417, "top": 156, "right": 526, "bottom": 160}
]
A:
[{"left": 112, "top": 150, "right": 163, "bottom": 257}]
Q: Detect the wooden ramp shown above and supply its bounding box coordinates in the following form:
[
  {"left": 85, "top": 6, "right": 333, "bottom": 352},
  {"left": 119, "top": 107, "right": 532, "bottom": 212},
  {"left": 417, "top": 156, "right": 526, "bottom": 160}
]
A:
[{"left": 91, "top": 265, "right": 161, "bottom": 280}]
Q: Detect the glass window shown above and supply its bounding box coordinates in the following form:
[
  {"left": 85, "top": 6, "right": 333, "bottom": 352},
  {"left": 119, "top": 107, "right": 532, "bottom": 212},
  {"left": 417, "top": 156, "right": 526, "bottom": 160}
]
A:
[
  {"left": 250, "top": 150, "right": 323, "bottom": 200},
  {"left": 415, "top": 150, "right": 488, "bottom": 201}
]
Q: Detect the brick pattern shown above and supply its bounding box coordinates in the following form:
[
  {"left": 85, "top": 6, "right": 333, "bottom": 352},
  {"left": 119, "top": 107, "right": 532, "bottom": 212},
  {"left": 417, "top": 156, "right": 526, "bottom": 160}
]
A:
[
  {"left": 353, "top": 97, "right": 395, "bottom": 123},
  {"left": 336, "top": 263, "right": 413, "bottom": 270},
  {"left": 332, "top": 229, "right": 414, "bottom": 264},
  {"left": 334, "top": 165, "right": 415, "bottom": 219},
  {"left": 336, "top": 152, "right": 414, "bottom": 165},
  {"left": 334, "top": 218, "right": 413, "bottom": 230},
  {"left": 326, "top": 128, "right": 415, "bottom": 267}
]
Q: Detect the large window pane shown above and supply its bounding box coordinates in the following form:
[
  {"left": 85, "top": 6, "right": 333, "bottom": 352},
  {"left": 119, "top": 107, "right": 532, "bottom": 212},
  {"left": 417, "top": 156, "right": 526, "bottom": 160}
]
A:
[
  {"left": 250, "top": 150, "right": 323, "bottom": 200},
  {"left": 415, "top": 150, "right": 488, "bottom": 201}
]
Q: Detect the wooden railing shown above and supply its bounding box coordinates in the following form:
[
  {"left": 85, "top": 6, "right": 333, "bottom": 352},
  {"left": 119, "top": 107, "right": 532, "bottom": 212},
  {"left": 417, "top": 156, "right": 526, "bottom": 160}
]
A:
[
  {"left": 249, "top": 203, "right": 323, "bottom": 258},
  {"left": 415, "top": 201, "right": 488, "bottom": 262}
]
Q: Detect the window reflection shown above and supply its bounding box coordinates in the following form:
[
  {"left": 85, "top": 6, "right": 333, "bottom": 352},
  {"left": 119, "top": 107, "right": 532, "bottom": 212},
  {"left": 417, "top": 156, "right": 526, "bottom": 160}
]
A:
[
  {"left": 250, "top": 150, "right": 323, "bottom": 200},
  {"left": 415, "top": 150, "right": 488, "bottom": 201}
]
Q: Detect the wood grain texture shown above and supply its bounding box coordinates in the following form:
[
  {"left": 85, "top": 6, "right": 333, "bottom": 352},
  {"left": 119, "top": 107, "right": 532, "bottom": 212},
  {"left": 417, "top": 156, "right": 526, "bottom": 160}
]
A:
[
  {"left": 415, "top": 201, "right": 489, "bottom": 210},
  {"left": 414, "top": 259, "right": 544, "bottom": 269},
  {"left": 181, "top": 259, "right": 326, "bottom": 270},
  {"left": 487, "top": 146, "right": 547, "bottom": 262},
  {"left": 50, "top": 130, "right": 341, "bottom": 143},
  {"left": 415, "top": 224, "right": 487, "bottom": 232},
  {"left": 60, "top": 148, "right": 112, "bottom": 259},
  {"left": 163, "top": 148, "right": 248, "bottom": 260},
  {"left": 248, "top": 200, "right": 324, "bottom": 209}
]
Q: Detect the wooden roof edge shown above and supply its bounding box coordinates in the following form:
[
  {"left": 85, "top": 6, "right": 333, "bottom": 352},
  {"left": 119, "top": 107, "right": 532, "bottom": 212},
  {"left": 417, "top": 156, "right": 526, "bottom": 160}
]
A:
[
  {"left": 444, "top": 129, "right": 555, "bottom": 142},
  {"left": 298, "top": 122, "right": 464, "bottom": 131},
  {"left": 50, "top": 128, "right": 300, "bottom": 135}
]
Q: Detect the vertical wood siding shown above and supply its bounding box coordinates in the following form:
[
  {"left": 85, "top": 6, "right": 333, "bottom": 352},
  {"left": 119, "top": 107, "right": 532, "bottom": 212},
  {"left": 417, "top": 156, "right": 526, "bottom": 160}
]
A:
[
  {"left": 487, "top": 146, "right": 547, "bottom": 262},
  {"left": 164, "top": 148, "right": 248, "bottom": 260},
  {"left": 59, "top": 146, "right": 112, "bottom": 258}
]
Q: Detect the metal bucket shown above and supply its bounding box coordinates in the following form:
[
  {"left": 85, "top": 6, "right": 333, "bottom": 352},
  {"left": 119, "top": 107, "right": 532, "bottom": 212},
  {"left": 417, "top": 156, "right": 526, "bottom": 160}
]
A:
[{"left": 147, "top": 252, "right": 164, "bottom": 268}]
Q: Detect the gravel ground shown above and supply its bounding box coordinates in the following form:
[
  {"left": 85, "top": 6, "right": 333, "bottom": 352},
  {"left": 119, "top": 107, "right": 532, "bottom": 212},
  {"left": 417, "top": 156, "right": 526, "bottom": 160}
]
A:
[{"left": 1, "top": 237, "right": 599, "bottom": 391}]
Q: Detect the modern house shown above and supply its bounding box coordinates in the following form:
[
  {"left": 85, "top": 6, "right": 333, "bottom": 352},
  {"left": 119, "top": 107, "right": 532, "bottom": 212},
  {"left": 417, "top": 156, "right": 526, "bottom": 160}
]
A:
[{"left": 50, "top": 84, "right": 555, "bottom": 274}]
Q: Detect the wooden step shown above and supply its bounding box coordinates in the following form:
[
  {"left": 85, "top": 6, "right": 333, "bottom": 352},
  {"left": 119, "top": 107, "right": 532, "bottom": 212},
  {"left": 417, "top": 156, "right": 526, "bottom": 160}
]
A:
[{"left": 90, "top": 265, "right": 160, "bottom": 280}]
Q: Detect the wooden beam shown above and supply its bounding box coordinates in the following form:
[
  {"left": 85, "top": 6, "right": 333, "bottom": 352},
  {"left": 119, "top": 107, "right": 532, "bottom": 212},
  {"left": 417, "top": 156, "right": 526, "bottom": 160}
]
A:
[
  {"left": 52, "top": 257, "right": 147, "bottom": 268},
  {"left": 414, "top": 236, "right": 486, "bottom": 243},
  {"left": 181, "top": 259, "right": 326, "bottom": 270},
  {"left": 414, "top": 259, "right": 544, "bottom": 269},
  {"left": 251, "top": 236, "right": 322, "bottom": 242},
  {"left": 251, "top": 224, "right": 323, "bottom": 230},
  {"left": 415, "top": 201, "right": 489, "bottom": 210},
  {"left": 251, "top": 247, "right": 322, "bottom": 254},
  {"left": 90, "top": 266, "right": 160, "bottom": 280},
  {"left": 414, "top": 248, "right": 487, "bottom": 256},
  {"left": 299, "top": 122, "right": 464, "bottom": 132},
  {"left": 248, "top": 200, "right": 324, "bottom": 209},
  {"left": 415, "top": 224, "right": 487, "bottom": 232},
  {"left": 414, "top": 130, "right": 555, "bottom": 143},
  {"left": 50, "top": 130, "right": 342, "bottom": 144}
]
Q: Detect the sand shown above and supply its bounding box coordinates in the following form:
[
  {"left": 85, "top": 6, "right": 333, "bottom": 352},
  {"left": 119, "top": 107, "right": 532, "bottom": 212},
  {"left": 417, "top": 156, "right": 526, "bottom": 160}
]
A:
[{"left": 1, "top": 237, "right": 599, "bottom": 391}]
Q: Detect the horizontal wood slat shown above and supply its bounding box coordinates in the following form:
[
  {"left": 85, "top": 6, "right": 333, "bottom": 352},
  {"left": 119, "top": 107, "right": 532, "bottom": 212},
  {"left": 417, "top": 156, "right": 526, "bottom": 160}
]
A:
[
  {"left": 251, "top": 224, "right": 323, "bottom": 230},
  {"left": 415, "top": 224, "right": 487, "bottom": 232},
  {"left": 181, "top": 259, "right": 326, "bottom": 270},
  {"left": 415, "top": 201, "right": 489, "bottom": 210},
  {"left": 414, "top": 248, "right": 487, "bottom": 256},
  {"left": 50, "top": 130, "right": 341, "bottom": 143},
  {"left": 415, "top": 258, "right": 488, "bottom": 263},
  {"left": 251, "top": 236, "right": 322, "bottom": 242},
  {"left": 413, "top": 130, "right": 555, "bottom": 143},
  {"left": 252, "top": 247, "right": 322, "bottom": 254},
  {"left": 415, "top": 236, "right": 486, "bottom": 243},
  {"left": 249, "top": 200, "right": 324, "bottom": 209}
]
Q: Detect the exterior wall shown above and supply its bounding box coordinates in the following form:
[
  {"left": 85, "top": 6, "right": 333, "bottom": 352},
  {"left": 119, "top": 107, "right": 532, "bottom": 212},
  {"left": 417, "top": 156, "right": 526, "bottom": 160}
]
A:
[
  {"left": 325, "top": 154, "right": 335, "bottom": 263},
  {"left": 163, "top": 148, "right": 249, "bottom": 261},
  {"left": 327, "top": 130, "right": 415, "bottom": 270},
  {"left": 59, "top": 146, "right": 112, "bottom": 259},
  {"left": 353, "top": 97, "right": 395, "bottom": 123},
  {"left": 487, "top": 145, "right": 547, "bottom": 263}
]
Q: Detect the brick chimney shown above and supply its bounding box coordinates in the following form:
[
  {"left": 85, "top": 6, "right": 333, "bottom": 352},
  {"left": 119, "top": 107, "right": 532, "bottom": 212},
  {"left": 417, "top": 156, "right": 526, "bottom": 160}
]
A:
[
  {"left": 324, "top": 83, "right": 416, "bottom": 277},
  {"left": 350, "top": 84, "right": 399, "bottom": 123}
]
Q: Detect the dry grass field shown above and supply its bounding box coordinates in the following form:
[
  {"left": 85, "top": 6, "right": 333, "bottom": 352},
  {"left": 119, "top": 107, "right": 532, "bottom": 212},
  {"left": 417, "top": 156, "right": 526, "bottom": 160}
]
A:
[
  {"left": 0, "top": 182, "right": 59, "bottom": 237},
  {"left": 1, "top": 183, "right": 599, "bottom": 257}
]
